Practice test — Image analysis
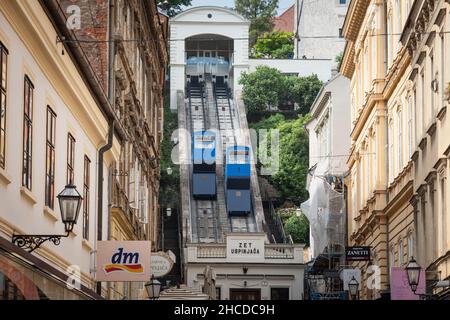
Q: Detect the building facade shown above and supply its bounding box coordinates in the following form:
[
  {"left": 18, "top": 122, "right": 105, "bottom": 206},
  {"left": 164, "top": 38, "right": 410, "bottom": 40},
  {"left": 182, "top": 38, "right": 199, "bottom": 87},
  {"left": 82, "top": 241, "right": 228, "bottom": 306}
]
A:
[
  {"left": 304, "top": 73, "right": 351, "bottom": 260},
  {"left": 57, "top": 0, "right": 168, "bottom": 299},
  {"left": 0, "top": 0, "right": 168, "bottom": 300},
  {"left": 401, "top": 0, "right": 450, "bottom": 299},
  {"left": 294, "top": 0, "right": 350, "bottom": 61},
  {"left": 341, "top": 0, "right": 450, "bottom": 299},
  {"left": 0, "top": 0, "right": 118, "bottom": 299}
]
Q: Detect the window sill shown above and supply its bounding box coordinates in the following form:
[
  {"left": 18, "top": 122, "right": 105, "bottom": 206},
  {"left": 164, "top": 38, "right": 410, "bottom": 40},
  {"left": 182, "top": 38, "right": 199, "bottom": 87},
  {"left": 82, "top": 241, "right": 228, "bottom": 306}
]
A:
[
  {"left": 82, "top": 239, "right": 93, "bottom": 251},
  {"left": 0, "top": 167, "right": 12, "bottom": 185},
  {"left": 20, "top": 186, "right": 37, "bottom": 205},
  {"left": 43, "top": 206, "right": 58, "bottom": 222}
]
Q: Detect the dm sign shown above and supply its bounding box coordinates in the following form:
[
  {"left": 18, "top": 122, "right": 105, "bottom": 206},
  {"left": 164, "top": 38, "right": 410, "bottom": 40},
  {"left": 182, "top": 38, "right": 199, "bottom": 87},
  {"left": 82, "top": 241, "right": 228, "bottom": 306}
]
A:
[
  {"left": 345, "top": 246, "right": 371, "bottom": 261},
  {"left": 151, "top": 252, "right": 174, "bottom": 278},
  {"left": 96, "top": 241, "right": 151, "bottom": 281}
]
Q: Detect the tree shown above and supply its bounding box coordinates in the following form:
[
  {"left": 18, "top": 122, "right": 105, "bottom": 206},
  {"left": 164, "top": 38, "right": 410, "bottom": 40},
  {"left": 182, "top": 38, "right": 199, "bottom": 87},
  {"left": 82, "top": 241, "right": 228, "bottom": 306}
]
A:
[
  {"left": 252, "top": 31, "right": 294, "bottom": 59},
  {"left": 158, "top": 0, "right": 192, "bottom": 17},
  {"left": 288, "top": 75, "right": 323, "bottom": 115},
  {"left": 234, "top": 0, "right": 279, "bottom": 46},
  {"left": 335, "top": 51, "right": 343, "bottom": 69},
  {"left": 239, "top": 66, "right": 286, "bottom": 113},
  {"left": 284, "top": 213, "right": 310, "bottom": 245},
  {"left": 269, "top": 114, "right": 311, "bottom": 204},
  {"left": 240, "top": 67, "right": 322, "bottom": 115}
]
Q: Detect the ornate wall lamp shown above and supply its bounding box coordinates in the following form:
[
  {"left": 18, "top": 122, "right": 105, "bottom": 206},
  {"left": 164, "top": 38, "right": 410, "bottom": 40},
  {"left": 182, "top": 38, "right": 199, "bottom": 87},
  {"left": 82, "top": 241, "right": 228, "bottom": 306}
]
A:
[{"left": 12, "top": 185, "right": 83, "bottom": 253}]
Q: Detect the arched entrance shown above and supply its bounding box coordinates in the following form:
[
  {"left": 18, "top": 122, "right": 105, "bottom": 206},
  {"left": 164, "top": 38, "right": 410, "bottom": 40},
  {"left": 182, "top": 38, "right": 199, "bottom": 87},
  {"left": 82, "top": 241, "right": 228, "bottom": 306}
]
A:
[{"left": 0, "top": 255, "right": 44, "bottom": 300}]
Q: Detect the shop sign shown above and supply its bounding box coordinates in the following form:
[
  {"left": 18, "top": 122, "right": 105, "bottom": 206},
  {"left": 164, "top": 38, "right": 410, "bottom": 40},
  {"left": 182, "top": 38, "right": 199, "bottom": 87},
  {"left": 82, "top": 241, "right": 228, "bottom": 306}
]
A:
[
  {"left": 226, "top": 235, "right": 265, "bottom": 262},
  {"left": 345, "top": 246, "right": 371, "bottom": 261},
  {"left": 96, "top": 241, "right": 151, "bottom": 281},
  {"left": 151, "top": 252, "right": 174, "bottom": 278},
  {"left": 391, "top": 267, "right": 425, "bottom": 300}
]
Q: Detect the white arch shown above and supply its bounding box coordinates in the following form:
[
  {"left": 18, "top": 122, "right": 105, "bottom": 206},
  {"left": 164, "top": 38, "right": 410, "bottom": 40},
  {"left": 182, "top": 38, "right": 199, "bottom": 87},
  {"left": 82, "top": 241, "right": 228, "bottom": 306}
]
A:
[{"left": 171, "top": 6, "right": 248, "bottom": 23}]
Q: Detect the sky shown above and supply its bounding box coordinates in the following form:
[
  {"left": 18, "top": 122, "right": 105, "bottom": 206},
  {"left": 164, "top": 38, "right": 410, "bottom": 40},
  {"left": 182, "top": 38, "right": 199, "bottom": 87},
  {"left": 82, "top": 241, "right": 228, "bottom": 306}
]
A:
[{"left": 188, "top": 0, "right": 295, "bottom": 15}]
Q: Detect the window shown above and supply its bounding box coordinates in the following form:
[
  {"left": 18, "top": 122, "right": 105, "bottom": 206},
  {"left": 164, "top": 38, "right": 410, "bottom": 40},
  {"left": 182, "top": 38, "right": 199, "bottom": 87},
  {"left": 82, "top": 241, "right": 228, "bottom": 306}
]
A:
[
  {"left": 271, "top": 288, "right": 289, "bottom": 300},
  {"left": 359, "top": 159, "right": 364, "bottom": 207},
  {"left": 395, "top": 0, "right": 402, "bottom": 44},
  {"left": 407, "top": 96, "right": 413, "bottom": 157},
  {"left": 430, "top": 53, "right": 435, "bottom": 119},
  {"left": 388, "top": 120, "right": 394, "bottom": 182},
  {"left": 441, "top": 33, "right": 445, "bottom": 109},
  {"left": 398, "top": 109, "right": 403, "bottom": 171},
  {"left": 398, "top": 239, "right": 404, "bottom": 266},
  {"left": 45, "top": 107, "right": 57, "bottom": 209},
  {"left": 83, "top": 156, "right": 91, "bottom": 240},
  {"left": 216, "top": 287, "right": 221, "bottom": 300},
  {"left": 440, "top": 178, "right": 447, "bottom": 255},
  {"left": 421, "top": 71, "right": 425, "bottom": 133},
  {"left": 0, "top": 42, "right": 8, "bottom": 169},
  {"left": 365, "top": 145, "right": 370, "bottom": 199},
  {"left": 420, "top": 196, "right": 427, "bottom": 261},
  {"left": 372, "top": 134, "right": 377, "bottom": 191},
  {"left": 67, "top": 133, "right": 75, "bottom": 185},
  {"left": 407, "top": 232, "right": 414, "bottom": 260},
  {"left": 352, "top": 174, "right": 357, "bottom": 232},
  {"left": 389, "top": 246, "right": 395, "bottom": 275},
  {"left": 22, "top": 76, "right": 34, "bottom": 190},
  {"left": 387, "top": 14, "right": 393, "bottom": 67},
  {"left": 339, "top": 0, "right": 347, "bottom": 4}
]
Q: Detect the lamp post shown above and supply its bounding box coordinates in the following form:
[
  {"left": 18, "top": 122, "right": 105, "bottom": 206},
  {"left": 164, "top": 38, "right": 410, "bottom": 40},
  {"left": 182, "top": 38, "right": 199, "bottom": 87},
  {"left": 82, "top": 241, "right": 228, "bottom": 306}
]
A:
[
  {"left": 406, "top": 257, "right": 421, "bottom": 295},
  {"left": 348, "top": 276, "right": 359, "bottom": 300},
  {"left": 146, "top": 275, "right": 162, "bottom": 300},
  {"left": 12, "top": 185, "right": 83, "bottom": 253}
]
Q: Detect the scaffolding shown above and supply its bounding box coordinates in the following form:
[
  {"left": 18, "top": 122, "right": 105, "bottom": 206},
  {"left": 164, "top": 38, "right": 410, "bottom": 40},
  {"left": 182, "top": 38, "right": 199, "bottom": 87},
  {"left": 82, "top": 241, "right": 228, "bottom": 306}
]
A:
[{"left": 301, "top": 161, "right": 347, "bottom": 299}]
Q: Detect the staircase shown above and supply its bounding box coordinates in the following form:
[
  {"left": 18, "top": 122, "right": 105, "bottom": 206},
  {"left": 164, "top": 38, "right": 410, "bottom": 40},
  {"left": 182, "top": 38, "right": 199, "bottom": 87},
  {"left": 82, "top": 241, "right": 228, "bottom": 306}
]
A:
[{"left": 161, "top": 208, "right": 182, "bottom": 287}]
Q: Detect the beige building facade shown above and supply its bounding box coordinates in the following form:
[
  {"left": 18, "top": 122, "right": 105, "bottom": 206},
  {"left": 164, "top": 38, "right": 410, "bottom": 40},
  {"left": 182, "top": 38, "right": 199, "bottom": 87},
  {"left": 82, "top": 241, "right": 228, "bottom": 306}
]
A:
[
  {"left": 0, "top": 0, "right": 119, "bottom": 299},
  {"left": 342, "top": 0, "right": 450, "bottom": 299}
]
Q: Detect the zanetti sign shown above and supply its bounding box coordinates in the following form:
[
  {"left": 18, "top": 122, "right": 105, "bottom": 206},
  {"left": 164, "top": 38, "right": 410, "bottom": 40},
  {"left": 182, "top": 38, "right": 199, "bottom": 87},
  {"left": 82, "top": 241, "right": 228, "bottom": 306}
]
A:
[{"left": 96, "top": 241, "right": 151, "bottom": 282}]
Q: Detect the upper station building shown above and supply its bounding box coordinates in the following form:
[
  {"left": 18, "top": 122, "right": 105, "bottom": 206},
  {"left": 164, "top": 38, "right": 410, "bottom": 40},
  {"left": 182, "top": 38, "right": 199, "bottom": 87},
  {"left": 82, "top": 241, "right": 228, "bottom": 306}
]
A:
[
  {"left": 170, "top": 6, "right": 250, "bottom": 111},
  {"left": 169, "top": 6, "right": 335, "bottom": 111}
]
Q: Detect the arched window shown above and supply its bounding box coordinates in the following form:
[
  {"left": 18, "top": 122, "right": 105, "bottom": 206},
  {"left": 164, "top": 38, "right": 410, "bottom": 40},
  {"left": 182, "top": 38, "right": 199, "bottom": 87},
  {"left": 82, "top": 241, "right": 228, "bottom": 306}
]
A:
[
  {"left": 407, "top": 231, "right": 414, "bottom": 260},
  {"left": 398, "top": 239, "right": 404, "bottom": 266}
]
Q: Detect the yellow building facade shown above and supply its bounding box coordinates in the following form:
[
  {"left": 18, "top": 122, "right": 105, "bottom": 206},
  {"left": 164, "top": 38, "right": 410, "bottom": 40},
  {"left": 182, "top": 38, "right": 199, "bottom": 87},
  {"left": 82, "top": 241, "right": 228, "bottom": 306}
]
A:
[{"left": 342, "top": 0, "right": 450, "bottom": 299}]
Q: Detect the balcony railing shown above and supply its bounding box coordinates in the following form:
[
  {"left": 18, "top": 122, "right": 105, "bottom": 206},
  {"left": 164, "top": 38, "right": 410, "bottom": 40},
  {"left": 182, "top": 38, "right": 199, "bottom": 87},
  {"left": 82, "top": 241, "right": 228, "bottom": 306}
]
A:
[{"left": 194, "top": 244, "right": 298, "bottom": 260}]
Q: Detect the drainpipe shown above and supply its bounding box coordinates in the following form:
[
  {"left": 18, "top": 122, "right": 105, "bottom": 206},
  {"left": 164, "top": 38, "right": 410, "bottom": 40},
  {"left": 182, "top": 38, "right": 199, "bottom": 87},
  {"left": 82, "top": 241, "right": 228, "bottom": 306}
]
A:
[{"left": 96, "top": 0, "right": 115, "bottom": 296}]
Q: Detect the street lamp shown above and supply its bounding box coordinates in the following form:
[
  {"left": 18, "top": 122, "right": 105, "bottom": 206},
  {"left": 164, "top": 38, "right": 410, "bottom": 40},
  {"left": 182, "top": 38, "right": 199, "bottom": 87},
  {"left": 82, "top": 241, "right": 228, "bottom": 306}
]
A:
[
  {"left": 406, "top": 257, "right": 421, "bottom": 294},
  {"left": 146, "top": 275, "right": 162, "bottom": 300},
  {"left": 296, "top": 207, "right": 302, "bottom": 217},
  {"left": 12, "top": 184, "right": 83, "bottom": 253},
  {"left": 166, "top": 207, "right": 172, "bottom": 218},
  {"left": 348, "top": 276, "right": 359, "bottom": 300}
]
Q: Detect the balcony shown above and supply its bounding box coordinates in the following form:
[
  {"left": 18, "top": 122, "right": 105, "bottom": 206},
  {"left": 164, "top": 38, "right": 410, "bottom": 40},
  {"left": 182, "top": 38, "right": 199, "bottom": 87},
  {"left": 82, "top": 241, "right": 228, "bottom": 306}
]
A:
[
  {"left": 111, "top": 178, "right": 146, "bottom": 240},
  {"left": 187, "top": 242, "right": 304, "bottom": 264}
]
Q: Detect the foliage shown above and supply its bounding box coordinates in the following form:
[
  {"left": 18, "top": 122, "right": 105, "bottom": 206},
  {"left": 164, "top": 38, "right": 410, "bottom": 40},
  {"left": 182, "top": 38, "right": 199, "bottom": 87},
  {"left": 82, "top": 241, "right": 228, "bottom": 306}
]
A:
[
  {"left": 239, "top": 66, "right": 286, "bottom": 113},
  {"left": 284, "top": 212, "right": 310, "bottom": 245},
  {"left": 159, "top": 97, "right": 180, "bottom": 207},
  {"left": 240, "top": 66, "right": 323, "bottom": 115},
  {"left": 235, "top": 0, "right": 279, "bottom": 46},
  {"left": 249, "top": 113, "right": 286, "bottom": 131},
  {"left": 269, "top": 114, "right": 311, "bottom": 205},
  {"left": 157, "top": 0, "right": 192, "bottom": 17},
  {"left": 335, "top": 51, "right": 343, "bottom": 69},
  {"left": 288, "top": 74, "right": 323, "bottom": 115},
  {"left": 252, "top": 32, "right": 294, "bottom": 59}
]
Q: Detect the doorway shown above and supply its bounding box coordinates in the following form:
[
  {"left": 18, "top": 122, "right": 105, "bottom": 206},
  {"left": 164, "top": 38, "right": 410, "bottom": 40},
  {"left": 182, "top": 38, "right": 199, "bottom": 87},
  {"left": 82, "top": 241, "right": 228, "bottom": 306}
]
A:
[{"left": 229, "top": 288, "right": 261, "bottom": 300}]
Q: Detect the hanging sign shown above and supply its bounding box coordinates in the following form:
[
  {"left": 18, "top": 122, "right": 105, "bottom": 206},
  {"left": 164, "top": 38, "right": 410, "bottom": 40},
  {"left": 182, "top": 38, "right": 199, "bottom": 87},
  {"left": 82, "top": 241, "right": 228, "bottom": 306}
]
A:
[
  {"left": 96, "top": 241, "right": 151, "bottom": 281},
  {"left": 151, "top": 252, "right": 174, "bottom": 278},
  {"left": 345, "top": 246, "right": 371, "bottom": 261}
]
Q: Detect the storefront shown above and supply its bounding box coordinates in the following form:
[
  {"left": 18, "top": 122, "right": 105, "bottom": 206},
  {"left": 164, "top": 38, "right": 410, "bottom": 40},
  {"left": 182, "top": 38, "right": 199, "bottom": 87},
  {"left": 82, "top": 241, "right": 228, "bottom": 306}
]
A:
[{"left": 0, "top": 237, "right": 102, "bottom": 300}]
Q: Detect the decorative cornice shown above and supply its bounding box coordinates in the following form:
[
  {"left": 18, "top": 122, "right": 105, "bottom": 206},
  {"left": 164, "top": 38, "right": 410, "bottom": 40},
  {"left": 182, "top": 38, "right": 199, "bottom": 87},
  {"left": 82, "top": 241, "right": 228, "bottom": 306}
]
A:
[{"left": 425, "top": 170, "right": 438, "bottom": 185}]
